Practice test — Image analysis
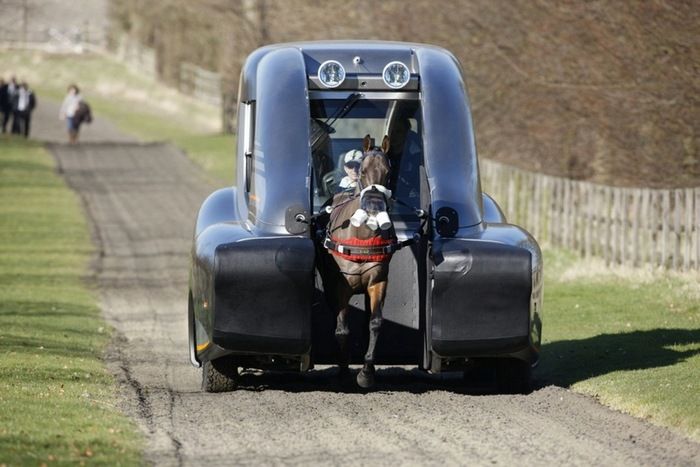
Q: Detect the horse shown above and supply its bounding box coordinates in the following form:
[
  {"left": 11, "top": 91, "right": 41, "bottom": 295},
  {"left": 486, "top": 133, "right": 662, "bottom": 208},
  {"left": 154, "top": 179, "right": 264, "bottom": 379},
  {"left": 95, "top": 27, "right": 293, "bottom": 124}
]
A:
[{"left": 320, "top": 134, "right": 396, "bottom": 389}]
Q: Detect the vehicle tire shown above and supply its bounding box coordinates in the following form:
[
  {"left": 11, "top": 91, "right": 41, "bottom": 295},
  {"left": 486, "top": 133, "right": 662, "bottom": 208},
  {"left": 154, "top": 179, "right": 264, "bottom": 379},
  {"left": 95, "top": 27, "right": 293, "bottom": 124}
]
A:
[
  {"left": 202, "top": 358, "right": 239, "bottom": 393},
  {"left": 494, "top": 358, "right": 532, "bottom": 395}
]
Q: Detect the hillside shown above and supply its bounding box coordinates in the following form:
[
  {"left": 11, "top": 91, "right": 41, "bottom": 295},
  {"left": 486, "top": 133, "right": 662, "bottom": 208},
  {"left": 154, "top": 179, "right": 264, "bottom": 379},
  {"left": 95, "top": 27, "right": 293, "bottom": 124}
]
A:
[
  {"left": 107, "top": 0, "right": 698, "bottom": 188},
  {"left": 455, "top": 1, "right": 700, "bottom": 188}
]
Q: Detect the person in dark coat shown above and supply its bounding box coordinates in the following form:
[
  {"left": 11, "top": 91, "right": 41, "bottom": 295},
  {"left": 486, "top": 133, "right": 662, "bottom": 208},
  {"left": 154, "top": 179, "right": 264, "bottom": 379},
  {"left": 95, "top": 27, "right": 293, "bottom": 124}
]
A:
[
  {"left": 0, "top": 78, "right": 7, "bottom": 132},
  {"left": 0, "top": 76, "right": 17, "bottom": 133},
  {"left": 13, "top": 82, "right": 37, "bottom": 138}
]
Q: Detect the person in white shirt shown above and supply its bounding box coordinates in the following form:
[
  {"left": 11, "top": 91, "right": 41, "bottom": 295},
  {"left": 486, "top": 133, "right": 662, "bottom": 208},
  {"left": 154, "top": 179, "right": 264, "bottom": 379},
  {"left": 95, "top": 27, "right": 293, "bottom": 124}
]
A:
[{"left": 59, "top": 84, "right": 82, "bottom": 144}]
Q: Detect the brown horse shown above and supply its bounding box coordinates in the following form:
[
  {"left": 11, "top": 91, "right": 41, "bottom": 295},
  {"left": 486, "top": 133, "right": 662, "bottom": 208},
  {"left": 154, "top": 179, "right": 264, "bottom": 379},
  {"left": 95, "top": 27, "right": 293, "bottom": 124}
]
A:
[{"left": 320, "top": 134, "right": 395, "bottom": 389}]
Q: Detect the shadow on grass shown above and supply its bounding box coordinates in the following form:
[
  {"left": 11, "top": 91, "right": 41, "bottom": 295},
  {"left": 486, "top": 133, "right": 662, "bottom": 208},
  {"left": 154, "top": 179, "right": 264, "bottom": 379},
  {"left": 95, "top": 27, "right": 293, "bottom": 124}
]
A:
[
  {"left": 0, "top": 300, "right": 104, "bottom": 359},
  {"left": 539, "top": 328, "right": 700, "bottom": 387},
  {"left": 0, "top": 334, "right": 101, "bottom": 359},
  {"left": 0, "top": 300, "right": 96, "bottom": 319}
]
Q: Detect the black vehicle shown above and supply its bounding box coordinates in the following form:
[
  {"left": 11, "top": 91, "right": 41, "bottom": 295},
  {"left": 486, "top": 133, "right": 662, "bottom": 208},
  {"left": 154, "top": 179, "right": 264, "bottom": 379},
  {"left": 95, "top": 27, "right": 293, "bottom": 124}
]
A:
[{"left": 189, "top": 41, "right": 543, "bottom": 392}]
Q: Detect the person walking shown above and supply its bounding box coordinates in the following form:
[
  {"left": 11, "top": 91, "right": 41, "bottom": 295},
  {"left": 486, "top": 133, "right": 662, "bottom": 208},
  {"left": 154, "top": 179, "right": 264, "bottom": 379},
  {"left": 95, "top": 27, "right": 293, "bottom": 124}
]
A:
[
  {"left": 0, "top": 78, "right": 10, "bottom": 133},
  {"left": 5, "top": 76, "right": 18, "bottom": 134},
  {"left": 59, "top": 84, "right": 82, "bottom": 144},
  {"left": 14, "top": 82, "right": 37, "bottom": 138}
]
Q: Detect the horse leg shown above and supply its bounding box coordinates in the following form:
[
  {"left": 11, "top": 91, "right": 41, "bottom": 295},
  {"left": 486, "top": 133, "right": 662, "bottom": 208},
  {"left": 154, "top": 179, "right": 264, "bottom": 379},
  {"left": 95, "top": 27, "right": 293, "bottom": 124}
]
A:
[
  {"left": 334, "top": 285, "right": 353, "bottom": 378},
  {"left": 357, "top": 281, "right": 386, "bottom": 389},
  {"left": 335, "top": 307, "right": 351, "bottom": 376}
]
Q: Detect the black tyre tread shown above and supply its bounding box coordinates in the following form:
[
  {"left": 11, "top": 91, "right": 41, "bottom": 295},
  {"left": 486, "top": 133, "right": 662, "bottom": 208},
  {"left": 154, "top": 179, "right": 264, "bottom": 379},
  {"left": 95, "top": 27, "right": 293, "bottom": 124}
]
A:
[{"left": 202, "top": 359, "right": 239, "bottom": 393}]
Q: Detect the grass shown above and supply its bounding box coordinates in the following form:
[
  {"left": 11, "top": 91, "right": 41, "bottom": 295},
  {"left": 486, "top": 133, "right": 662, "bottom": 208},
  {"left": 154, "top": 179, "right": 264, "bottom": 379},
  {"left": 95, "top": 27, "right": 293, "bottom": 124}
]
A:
[
  {"left": 0, "top": 136, "right": 142, "bottom": 465},
  {"left": 0, "top": 49, "right": 235, "bottom": 184},
  {"left": 539, "top": 249, "right": 700, "bottom": 440}
]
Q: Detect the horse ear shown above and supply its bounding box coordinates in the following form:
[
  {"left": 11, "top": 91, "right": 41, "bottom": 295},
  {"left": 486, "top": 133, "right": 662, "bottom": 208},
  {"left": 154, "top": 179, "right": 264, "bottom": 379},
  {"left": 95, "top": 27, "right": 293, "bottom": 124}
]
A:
[
  {"left": 363, "top": 134, "right": 372, "bottom": 152},
  {"left": 381, "top": 135, "right": 390, "bottom": 154}
]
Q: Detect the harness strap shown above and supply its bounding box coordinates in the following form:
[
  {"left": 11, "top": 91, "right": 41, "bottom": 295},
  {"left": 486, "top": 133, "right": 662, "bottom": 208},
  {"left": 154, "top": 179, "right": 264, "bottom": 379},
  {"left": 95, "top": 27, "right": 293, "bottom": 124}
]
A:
[{"left": 323, "top": 234, "right": 420, "bottom": 262}]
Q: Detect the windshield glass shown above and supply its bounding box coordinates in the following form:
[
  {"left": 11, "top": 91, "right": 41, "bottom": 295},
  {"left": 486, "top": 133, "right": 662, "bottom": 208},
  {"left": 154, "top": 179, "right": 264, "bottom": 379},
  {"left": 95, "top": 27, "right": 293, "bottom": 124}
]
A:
[{"left": 310, "top": 98, "right": 423, "bottom": 215}]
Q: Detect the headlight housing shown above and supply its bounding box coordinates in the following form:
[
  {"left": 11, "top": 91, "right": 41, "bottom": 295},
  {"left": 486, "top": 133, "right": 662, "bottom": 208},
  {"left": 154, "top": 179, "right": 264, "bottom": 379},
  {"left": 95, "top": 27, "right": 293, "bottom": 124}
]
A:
[
  {"left": 382, "top": 61, "right": 410, "bottom": 89},
  {"left": 317, "top": 60, "right": 346, "bottom": 88}
]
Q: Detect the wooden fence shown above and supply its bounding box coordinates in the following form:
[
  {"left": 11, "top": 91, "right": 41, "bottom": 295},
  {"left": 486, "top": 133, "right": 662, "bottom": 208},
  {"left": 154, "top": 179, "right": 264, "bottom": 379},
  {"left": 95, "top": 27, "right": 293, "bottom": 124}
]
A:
[
  {"left": 115, "top": 35, "right": 222, "bottom": 106},
  {"left": 480, "top": 158, "right": 700, "bottom": 271},
  {"left": 179, "top": 62, "right": 222, "bottom": 106},
  {"left": 115, "top": 36, "right": 156, "bottom": 79}
]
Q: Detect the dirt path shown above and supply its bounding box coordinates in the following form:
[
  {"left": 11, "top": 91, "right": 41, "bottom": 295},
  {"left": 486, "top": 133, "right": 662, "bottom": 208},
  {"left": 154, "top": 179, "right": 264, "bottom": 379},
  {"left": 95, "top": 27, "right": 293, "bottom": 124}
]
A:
[
  {"left": 30, "top": 98, "right": 136, "bottom": 144},
  {"left": 46, "top": 139, "right": 700, "bottom": 466}
]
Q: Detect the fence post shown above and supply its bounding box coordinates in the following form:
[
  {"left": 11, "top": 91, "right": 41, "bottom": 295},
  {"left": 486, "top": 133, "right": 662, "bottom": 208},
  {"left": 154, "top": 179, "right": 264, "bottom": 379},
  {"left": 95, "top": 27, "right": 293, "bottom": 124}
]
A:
[
  {"left": 684, "top": 188, "right": 692, "bottom": 271},
  {"left": 631, "top": 189, "right": 640, "bottom": 267},
  {"left": 672, "top": 189, "right": 681, "bottom": 270},
  {"left": 641, "top": 189, "right": 649, "bottom": 266},
  {"left": 620, "top": 188, "right": 628, "bottom": 266},
  {"left": 661, "top": 191, "right": 670, "bottom": 268},
  {"left": 695, "top": 188, "right": 700, "bottom": 270}
]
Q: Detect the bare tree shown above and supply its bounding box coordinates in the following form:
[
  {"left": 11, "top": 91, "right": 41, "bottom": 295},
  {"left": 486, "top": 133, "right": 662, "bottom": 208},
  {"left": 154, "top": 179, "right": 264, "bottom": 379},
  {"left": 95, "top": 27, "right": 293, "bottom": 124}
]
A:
[{"left": 106, "top": 0, "right": 700, "bottom": 187}]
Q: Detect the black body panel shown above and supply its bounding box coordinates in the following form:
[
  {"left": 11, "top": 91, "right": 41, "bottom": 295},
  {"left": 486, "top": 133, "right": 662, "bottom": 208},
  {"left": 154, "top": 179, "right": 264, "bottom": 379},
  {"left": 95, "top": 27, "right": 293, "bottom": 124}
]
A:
[
  {"left": 430, "top": 239, "right": 532, "bottom": 357},
  {"left": 212, "top": 237, "right": 315, "bottom": 355}
]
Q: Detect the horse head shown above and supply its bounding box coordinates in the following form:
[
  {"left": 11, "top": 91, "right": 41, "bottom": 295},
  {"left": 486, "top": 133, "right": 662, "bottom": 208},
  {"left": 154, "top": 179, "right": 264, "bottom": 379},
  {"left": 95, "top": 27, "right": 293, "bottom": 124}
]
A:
[{"left": 350, "top": 134, "right": 392, "bottom": 231}]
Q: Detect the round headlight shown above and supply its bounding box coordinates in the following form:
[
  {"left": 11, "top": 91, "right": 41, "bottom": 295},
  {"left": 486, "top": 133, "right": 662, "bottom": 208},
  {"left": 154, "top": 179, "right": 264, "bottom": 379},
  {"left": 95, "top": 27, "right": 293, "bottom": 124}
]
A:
[
  {"left": 317, "top": 60, "right": 346, "bottom": 88},
  {"left": 382, "top": 61, "right": 410, "bottom": 89}
]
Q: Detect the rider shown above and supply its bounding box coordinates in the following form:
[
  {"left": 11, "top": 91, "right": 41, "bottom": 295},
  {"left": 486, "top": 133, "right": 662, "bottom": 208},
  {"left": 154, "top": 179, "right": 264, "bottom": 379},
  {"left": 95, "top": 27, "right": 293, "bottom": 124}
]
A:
[{"left": 338, "top": 149, "right": 362, "bottom": 191}]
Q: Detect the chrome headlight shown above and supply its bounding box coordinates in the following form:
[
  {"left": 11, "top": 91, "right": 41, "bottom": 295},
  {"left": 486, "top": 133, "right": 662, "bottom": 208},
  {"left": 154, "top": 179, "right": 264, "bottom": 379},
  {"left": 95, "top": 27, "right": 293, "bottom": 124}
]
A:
[
  {"left": 382, "top": 61, "right": 410, "bottom": 89},
  {"left": 317, "top": 60, "right": 346, "bottom": 88}
]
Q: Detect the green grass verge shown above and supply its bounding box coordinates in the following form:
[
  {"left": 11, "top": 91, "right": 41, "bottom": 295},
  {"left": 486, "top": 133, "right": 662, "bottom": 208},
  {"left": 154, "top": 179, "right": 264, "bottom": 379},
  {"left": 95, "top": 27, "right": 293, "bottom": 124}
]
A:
[
  {"left": 0, "top": 136, "right": 142, "bottom": 465},
  {"left": 84, "top": 96, "right": 235, "bottom": 184},
  {"left": 540, "top": 249, "right": 700, "bottom": 440},
  {"left": 0, "top": 49, "right": 235, "bottom": 184}
]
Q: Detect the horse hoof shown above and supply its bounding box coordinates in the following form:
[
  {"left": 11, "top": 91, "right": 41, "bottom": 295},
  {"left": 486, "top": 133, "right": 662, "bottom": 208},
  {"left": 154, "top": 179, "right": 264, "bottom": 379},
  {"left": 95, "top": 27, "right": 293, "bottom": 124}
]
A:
[{"left": 356, "top": 368, "right": 375, "bottom": 389}]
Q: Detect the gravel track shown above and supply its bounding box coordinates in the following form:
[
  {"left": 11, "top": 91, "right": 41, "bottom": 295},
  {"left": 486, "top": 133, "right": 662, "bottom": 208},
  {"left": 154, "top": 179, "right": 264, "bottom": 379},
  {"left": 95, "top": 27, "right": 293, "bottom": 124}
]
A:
[{"left": 48, "top": 141, "right": 700, "bottom": 466}]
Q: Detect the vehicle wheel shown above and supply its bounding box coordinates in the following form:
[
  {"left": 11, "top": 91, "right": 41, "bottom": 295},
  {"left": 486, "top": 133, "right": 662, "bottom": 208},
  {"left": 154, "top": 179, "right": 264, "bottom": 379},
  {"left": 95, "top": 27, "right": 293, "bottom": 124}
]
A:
[
  {"left": 202, "top": 358, "right": 239, "bottom": 393},
  {"left": 494, "top": 358, "right": 532, "bottom": 395}
]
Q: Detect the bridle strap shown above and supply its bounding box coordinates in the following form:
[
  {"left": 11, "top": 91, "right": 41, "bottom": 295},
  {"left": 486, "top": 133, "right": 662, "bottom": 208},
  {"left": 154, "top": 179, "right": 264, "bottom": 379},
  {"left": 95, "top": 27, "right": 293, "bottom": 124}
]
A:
[{"left": 360, "top": 184, "right": 392, "bottom": 199}]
